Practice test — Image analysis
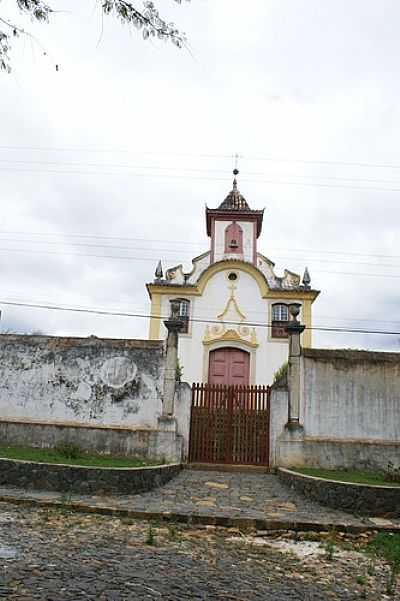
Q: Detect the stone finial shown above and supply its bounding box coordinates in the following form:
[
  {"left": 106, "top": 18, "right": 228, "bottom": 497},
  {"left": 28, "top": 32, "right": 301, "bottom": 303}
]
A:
[
  {"left": 155, "top": 260, "right": 163, "bottom": 281},
  {"left": 302, "top": 267, "right": 311, "bottom": 289},
  {"left": 288, "top": 303, "right": 301, "bottom": 323}
]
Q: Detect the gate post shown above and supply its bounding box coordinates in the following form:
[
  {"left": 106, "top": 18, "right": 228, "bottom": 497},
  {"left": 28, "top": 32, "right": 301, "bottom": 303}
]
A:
[
  {"left": 275, "top": 303, "right": 306, "bottom": 468},
  {"left": 287, "top": 303, "right": 305, "bottom": 427},
  {"left": 162, "top": 299, "right": 184, "bottom": 417}
]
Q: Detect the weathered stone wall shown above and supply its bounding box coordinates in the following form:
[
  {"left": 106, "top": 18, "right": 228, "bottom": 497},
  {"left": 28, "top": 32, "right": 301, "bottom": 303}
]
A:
[
  {"left": 0, "top": 335, "right": 164, "bottom": 428},
  {"left": 0, "top": 335, "right": 194, "bottom": 462},
  {"left": 0, "top": 457, "right": 181, "bottom": 495}
]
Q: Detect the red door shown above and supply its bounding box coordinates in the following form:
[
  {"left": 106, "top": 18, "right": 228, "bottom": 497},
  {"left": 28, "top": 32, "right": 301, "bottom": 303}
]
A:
[{"left": 208, "top": 348, "right": 250, "bottom": 386}]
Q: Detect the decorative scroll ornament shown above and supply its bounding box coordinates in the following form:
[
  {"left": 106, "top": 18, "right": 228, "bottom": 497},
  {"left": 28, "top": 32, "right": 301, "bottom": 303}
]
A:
[{"left": 203, "top": 282, "right": 258, "bottom": 348}]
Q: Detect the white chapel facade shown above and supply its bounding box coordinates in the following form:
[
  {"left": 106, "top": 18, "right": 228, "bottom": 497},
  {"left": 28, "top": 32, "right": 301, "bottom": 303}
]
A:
[{"left": 147, "top": 172, "right": 320, "bottom": 386}]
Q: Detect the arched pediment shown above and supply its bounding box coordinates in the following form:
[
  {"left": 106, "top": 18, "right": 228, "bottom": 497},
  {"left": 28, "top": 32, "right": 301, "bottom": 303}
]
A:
[{"left": 196, "top": 260, "right": 270, "bottom": 297}]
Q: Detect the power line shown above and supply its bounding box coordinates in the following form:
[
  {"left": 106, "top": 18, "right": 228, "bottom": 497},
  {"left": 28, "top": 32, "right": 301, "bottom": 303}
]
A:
[
  {"left": 0, "top": 288, "right": 399, "bottom": 327},
  {"left": 1, "top": 246, "right": 400, "bottom": 279},
  {"left": 2, "top": 158, "right": 400, "bottom": 187},
  {"left": 0, "top": 147, "right": 234, "bottom": 159},
  {"left": 0, "top": 237, "right": 399, "bottom": 269},
  {"left": 0, "top": 230, "right": 204, "bottom": 248},
  {"left": 1, "top": 245, "right": 400, "bottom": 278},
  {"left": 1, "top": 166, "right": 400, "bottom": 193},
  {"left": 0, "top": 299, "right": 400, "bottom": 337},
  {"left": 0, "top": 230, "right": 398, "bottom": 261},
  {"left": 1, "top": 146, "right": 400, "bottom": 170},
  {"left": 243, "top": 155, "right": 400, "bottom": 170}
]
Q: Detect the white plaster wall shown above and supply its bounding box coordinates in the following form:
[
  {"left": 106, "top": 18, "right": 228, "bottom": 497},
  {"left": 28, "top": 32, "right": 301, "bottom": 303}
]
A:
[
  {"left": 161, "top": 267, "right": 290, "bottom": 385},
  {"left": 269, "top": 386, "right": 289, "bottom": 465},
  {"left": 213, "top": 220, "right": 255, "bottom": 263},
  {"left": 0, "top": 336, "right": 164, "bottom": 428},
  {"left": 302, "top": 351, "right": 400, "bottom": 441},
  {"left": 174, "top": 382, "right": 192, "bottom": 458}
]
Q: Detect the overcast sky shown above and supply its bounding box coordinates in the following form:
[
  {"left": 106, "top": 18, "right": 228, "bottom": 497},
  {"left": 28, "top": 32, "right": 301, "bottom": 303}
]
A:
[{"left": 1, "top": 0, "right": 399, "bottom": 350}]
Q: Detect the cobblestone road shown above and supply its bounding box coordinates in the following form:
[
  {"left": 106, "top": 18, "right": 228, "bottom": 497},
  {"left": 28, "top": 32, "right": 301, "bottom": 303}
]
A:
[
  {"left": 0, "top": 502, "right": 395, "bottom": 600},
  {"left": 0, "top": 470, "right": 398, "bottom": 531}
]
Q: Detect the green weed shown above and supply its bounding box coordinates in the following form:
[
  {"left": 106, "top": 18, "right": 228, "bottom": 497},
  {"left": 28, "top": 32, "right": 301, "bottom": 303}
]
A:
[
  {"left": 367, "top": 533, "right": 400, "bottom": 596},
  {"left": 145, "top": 524, "right": 155, "bottom": 546}
]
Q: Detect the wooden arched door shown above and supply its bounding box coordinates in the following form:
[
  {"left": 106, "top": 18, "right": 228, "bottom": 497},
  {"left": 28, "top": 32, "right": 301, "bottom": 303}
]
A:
[{"left": 208, "top": 348, "right": 250, "bottom": 386}]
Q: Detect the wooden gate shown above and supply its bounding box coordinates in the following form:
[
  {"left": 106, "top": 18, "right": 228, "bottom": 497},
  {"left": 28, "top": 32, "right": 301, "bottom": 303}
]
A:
[{"left": 188, "top": 383, "right": 271, "bottom": 466}]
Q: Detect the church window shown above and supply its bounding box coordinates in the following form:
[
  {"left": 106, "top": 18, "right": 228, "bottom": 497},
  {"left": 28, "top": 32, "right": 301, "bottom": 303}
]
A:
[
  {"left": 271, "top": 303, "right": 289, "bottom": 338},
  {"left": 224, "top": 222, "right": 243, "bottom": 253},
  {"left": 173, "top": 298, "right": 190, "bottom": 334}
]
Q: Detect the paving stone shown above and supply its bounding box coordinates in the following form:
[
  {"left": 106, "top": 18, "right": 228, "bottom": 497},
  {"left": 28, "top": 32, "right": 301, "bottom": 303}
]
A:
[
  {"left": 195, "top": 500, "right": 216, "bottom": 507},
  {"left": 0, "top": 469, "right": 399, "bottom": 535},
  {"left": 205, "top": 481, "right": 229, "bottom": 490},
  {"left": 369, "top": 517, "right": 394, "bottom": 527}
]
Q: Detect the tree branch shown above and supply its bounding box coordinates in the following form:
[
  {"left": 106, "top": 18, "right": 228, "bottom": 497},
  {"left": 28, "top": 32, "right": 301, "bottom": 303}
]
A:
[
  {"left": 0, "top": 0, "right": 190, "bottom": 73},
  {"left": 102, "top": 1, "right": 188, "bottom": 47}
]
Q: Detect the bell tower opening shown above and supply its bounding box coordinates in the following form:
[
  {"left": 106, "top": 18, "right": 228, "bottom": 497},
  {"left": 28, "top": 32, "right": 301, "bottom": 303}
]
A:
[{"left": 224, "top": 222, "right": 243, "bottom": 253}]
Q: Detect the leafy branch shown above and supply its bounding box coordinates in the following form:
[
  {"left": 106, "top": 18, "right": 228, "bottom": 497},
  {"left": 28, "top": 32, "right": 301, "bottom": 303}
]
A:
[
  {"left": 0, "top": 0, "right": 190, "bottom": 73},
  {"left": 103, "top": 1, "right": 189, "bottom": 47}
]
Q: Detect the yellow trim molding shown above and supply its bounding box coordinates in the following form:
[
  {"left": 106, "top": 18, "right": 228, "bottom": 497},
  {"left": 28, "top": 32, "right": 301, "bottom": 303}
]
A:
[
  {"left": 302, "top": 299, "right": 312, "bottom": 348},
  {"left": 147, "top": 260, "right": 319, "bottom": 302},
  {"left": 148, "top": 293, "right": 162, "bottom": 340},
  {"left": 203, "top": 327, "right": 259, "bottom": 349},
  {"left": 147, "top": 260, "right": 319, "bottom": 345}
]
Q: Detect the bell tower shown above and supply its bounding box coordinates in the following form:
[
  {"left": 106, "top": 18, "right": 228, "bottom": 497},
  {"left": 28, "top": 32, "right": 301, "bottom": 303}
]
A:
[{"left": 205, "top": 170, "right": 264, "bottom": 265}]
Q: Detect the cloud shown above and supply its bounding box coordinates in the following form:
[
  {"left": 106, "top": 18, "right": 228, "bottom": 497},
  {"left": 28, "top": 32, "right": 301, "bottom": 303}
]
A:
[{"left": 0, "top": 0, "right": 398, "bottom": 351}]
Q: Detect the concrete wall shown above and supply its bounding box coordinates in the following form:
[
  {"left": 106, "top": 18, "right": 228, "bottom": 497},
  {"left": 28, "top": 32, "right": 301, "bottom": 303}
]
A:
[
  {"left": 269, "top": 381, "right": 288, "bottom": 467},
  {"left": 0, "top": 419, "right": 182, "bottom": 463},
  {"left": 303, "top": 348, "right": 400, "bottom": 441},
  {"left": 0, "top": 334, "right": 164, "bottom": 428},
  {"left": 277, "top": 347, "right": 400, "bottom": 471}
]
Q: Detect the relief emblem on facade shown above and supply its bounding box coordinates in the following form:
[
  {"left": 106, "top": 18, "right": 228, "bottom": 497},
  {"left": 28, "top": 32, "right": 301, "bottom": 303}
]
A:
[{"left": 203, "top": 280, "right": 258, "bottom": 348}]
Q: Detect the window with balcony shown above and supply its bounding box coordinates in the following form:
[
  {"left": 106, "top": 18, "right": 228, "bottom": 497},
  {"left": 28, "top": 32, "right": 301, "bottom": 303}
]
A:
[
  {"left": 173, "top": 298, "right": 190, "bottom": 334},
  {"left": 271, "top": 303, "right": 289, "bottom": 338}
]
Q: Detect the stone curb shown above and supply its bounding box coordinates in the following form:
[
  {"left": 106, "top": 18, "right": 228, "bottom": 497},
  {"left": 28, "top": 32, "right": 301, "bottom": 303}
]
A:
[
  {"left": 278, "top": 467, "right": 400, "bottom": 518},
  {"left": 0, "top": 492, "right": 399, "bottom": 535},
  {"left": 0, "top": 458, "right": 181, "bottom": 496}
]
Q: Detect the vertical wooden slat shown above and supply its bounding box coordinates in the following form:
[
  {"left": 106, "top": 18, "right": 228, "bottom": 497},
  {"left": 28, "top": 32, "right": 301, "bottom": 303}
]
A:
[{"left": 189, "top": 382, "right": 271, "bottom": 467}]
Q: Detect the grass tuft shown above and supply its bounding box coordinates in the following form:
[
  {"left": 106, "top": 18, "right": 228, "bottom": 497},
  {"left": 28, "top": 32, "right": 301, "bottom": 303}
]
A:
[
  {"left": 367, "top": 533, "right": 400, "bottom": 596},
  {"left": 0, "top": 445, "right": 163, "bottom": 468},
  {"left": 291, "top": 467, "right": 400, "bottom": 487},
  {"left": 145, "top": 524, "right": 155, "bottom": 545}
]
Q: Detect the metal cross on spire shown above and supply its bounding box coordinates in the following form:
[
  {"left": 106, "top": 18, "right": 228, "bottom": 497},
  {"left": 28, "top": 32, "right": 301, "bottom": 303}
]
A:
[{"left": 233, "top": 152, "right": 242, "bottom": 188}]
